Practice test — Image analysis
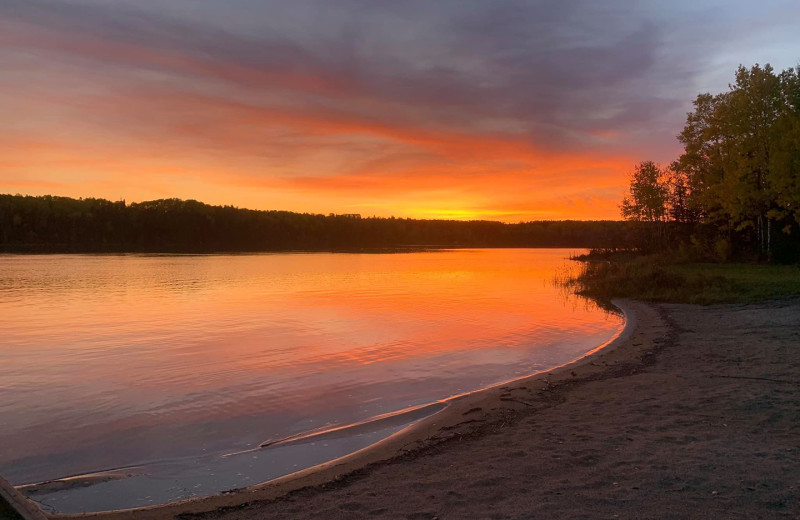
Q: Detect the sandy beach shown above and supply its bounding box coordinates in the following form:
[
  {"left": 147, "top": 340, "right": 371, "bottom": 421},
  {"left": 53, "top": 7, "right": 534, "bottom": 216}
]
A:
[{"left": 21, "top": 297, "right": 795, "bottom": 519}]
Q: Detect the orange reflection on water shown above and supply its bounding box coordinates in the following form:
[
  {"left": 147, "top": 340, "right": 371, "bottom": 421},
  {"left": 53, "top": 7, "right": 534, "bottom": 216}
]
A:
[{"left": 0, "top": 249, "right": 620, "bottom": 485}]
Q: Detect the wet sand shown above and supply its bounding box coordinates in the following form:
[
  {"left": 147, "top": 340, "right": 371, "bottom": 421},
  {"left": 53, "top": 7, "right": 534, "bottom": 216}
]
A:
[{"left": 42, "top": 298, "right": 800, "bottom": 519}]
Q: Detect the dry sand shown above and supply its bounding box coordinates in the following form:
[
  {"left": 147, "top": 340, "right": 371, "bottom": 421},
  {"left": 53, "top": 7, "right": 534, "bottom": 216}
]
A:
[{"left": 44, "top": 299, "right": 799, "bottom": 520}]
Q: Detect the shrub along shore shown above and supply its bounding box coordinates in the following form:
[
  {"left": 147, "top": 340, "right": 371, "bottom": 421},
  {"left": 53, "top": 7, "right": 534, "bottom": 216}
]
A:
[{"left": 564, "top": 250, "right": 800, "bottom": 305}]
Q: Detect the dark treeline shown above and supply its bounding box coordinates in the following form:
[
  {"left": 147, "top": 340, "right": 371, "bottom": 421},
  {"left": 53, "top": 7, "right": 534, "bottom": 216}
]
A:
[
  {"left": 0, "top": 194, "right": 642, "bottom": 253},
  {"left": 620, "top": 63, "right": 800, "bottom": 263}
]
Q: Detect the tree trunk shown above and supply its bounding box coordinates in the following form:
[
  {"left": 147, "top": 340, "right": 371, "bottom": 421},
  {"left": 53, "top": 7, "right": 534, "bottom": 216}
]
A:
[{"left": 767, "top": 218, "right": 771, "bottom": 255}]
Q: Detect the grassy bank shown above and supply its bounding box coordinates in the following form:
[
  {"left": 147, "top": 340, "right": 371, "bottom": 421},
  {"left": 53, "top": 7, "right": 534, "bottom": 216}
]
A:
[{"left": 564, "top": 254, "right": 800, "bottom": 305}]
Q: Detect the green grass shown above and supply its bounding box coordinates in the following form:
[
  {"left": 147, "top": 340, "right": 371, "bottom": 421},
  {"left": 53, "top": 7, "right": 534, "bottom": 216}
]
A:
[{"left": 564, "top": 255, "right": 800, "bottom": 305}]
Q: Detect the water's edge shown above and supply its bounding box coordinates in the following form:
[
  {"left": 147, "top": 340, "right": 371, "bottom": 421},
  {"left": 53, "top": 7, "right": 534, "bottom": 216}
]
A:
[{"left": 21, "top": 301, "right": 631, "bottom": 516}]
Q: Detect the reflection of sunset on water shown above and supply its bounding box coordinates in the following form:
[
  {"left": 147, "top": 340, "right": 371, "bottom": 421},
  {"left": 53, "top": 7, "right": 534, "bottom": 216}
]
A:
[{"left": 0, "top": 250, "right": 620, "bottom": 486}]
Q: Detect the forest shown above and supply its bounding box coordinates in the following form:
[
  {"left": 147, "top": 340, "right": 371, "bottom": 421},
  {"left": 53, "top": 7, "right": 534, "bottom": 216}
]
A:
[
  {"left": 0, "top": 194, "right": 641, "bottom": 253},
  {"left": 620, "top": 64, "right": 800, "bottom": 263}
]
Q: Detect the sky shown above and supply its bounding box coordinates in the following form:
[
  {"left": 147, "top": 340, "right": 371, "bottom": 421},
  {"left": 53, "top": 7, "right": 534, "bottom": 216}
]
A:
[{"left": 1, "top": 0, "right": 799, "bottom": 221}]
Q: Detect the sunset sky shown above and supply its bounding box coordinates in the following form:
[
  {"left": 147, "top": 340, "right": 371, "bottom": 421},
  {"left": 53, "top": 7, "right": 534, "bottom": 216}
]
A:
[{"left": 2, "top": 1, "right": 799, "bottom": 221}]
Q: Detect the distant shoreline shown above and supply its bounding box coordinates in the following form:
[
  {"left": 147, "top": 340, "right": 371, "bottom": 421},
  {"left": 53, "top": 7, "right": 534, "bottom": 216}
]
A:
[
  {"left": 0, "top": 194, "right": 641, "bottom": 254},
  {"left": 0, "top": 245, "right": 555, "bottom": 255}
]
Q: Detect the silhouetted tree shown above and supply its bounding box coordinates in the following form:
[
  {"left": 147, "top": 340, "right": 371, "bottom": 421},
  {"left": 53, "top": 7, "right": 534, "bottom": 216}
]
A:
[
  {"left": 0, "top": 194, "right": 642, "bottom": 253},
  {"left": 620, "top": 161, "right": 670, "bottom": 223}
]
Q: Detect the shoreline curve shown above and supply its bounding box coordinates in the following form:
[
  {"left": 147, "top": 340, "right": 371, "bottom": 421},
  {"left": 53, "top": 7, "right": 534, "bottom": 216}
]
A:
[{"left": 37, "top": 299, "right": 652, "bottom": 520}]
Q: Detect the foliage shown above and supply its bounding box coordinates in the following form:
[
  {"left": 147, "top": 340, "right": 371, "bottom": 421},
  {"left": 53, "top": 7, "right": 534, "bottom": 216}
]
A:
[
  {"left": 0, "top": 194, "right": 643, "bottom": 253},
  {"left": 564, "top": 254, "right": 800, "bottom": 305},
  {"left": 626, "top": 63, "right": 800, "bottom": 263},
  {"left": 620, "top": 161, "right": 670, "bottom": 222}
]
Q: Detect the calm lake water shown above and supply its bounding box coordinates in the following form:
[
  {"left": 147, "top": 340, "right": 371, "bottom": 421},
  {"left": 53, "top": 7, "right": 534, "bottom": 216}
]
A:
[{"left": 0, "top": 249, "right": 622, "bottom": 512}]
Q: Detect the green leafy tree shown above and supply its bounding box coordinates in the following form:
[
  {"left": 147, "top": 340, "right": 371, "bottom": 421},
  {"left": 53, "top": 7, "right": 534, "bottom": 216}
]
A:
[
  {"left": 674, "top": 63, "right": 800, "bottom": 257},
  {"left": 769, "top": 66, "right": 800, "bottom": 229},
  {"left": 719, "top": 65, "right": 783, "bottom": 251},
  {"left": 674, "top": 92, "right": 727, "bottom": 223}
]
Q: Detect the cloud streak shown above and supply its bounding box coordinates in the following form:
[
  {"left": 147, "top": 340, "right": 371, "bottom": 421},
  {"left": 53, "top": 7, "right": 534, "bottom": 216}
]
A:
[{"left": 1, "top": 0, "right": 798, "bottom": 220}]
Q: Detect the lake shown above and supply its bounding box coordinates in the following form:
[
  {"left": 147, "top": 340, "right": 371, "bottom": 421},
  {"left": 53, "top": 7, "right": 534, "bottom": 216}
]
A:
[{"left": 0, "top": 249, "right": 622, "bottom": 512}]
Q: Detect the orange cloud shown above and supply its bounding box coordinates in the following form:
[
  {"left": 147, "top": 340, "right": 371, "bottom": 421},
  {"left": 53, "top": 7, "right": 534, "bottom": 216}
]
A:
[{"left": 0, "top": 19, "right": 634, "bottom": 221}]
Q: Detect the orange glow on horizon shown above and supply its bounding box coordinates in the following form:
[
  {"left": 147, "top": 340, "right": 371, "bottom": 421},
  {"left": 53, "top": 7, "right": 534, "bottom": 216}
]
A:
[
  {"left": 0, "top": 18, "right": 638, "bottom": 222},
  {"left": 0, "top": 87, "right": 633, "bottom": 221}
]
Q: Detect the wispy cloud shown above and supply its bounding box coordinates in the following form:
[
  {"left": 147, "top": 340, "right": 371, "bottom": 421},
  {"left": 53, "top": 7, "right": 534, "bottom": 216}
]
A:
[{"left": 1, "top": 0, "right": 798, "bottom": 219}]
